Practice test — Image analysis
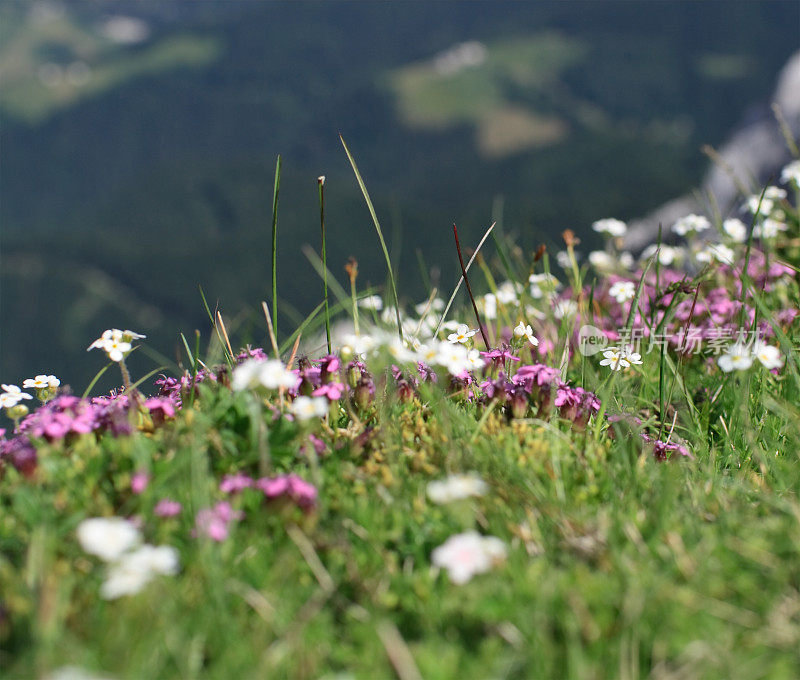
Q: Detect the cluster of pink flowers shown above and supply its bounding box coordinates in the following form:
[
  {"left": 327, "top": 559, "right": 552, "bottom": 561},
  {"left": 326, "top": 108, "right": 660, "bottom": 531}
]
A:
[
  {"left": 218, "top": 471, "right": 318, "bottom": 510},
  {"left": 18, "top": 395, "right": 130, "bottom": 441},
  {"left": 194, "top": 501, "right": 243, "bottom": 542}
]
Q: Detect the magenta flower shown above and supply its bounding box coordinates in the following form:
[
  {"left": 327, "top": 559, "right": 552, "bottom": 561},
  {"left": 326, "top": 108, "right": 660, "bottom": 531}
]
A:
[
  {"left": 19, "top": 395, "right": 103, "bottom": 441},
  {"left": 219, "top": 473, "right": 254, "bottom": 494},
  {"left": 480, "top": 347, "right": 520, "bottom": 367},
  {"left": 0, "top": 435, "right": 37, "bottom": 477},
  {"left": 131, "top": 471, "right": 149, "bottom": 494},
  {"left": 194, "top": 502, "right": 243, "bottom": 542},
  {"left": 145, "top": 397, "right": 177, "bottom": 426},
  {"left": 513, "top": 364, "right": 561, "bottom": 388},
  {"left": 154, "top": 499, "right": 182, "bottom": 517},
  {"left": 256, "top": 474, "right": 318, "bottom": 510},
  {"left": 312, "top": 382, "right": 346, "bottom": 401}
]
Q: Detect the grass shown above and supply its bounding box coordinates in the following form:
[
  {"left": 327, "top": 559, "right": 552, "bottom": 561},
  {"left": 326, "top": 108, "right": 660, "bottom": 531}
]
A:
[{"left": 2, "top": 151, "right": 800, "bottom": 678}]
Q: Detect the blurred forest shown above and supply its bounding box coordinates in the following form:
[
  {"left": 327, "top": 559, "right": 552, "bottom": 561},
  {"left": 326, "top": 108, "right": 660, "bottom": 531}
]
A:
[{"left": 1, "top": 0, "right": 798, "bottom": 390}]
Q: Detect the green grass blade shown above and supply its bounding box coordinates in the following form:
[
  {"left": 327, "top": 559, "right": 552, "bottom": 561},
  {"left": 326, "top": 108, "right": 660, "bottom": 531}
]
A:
[
  {"left": 279, "top": 301, "right": 325, "bottom": 355},
  {"left": 128, "top": 366, "right": 168, "bottom": 393},
  {"left": 271, "top": 154, "right": 282, "bottom": 339},
  {"left": 340, "top": 135, "right": 403, "bottom": 340},
  {"left": 82, "top": 361, "right": 113, "bottom": 399}
]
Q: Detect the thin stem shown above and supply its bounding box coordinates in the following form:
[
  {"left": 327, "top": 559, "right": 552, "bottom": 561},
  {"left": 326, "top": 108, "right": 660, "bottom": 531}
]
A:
[
  {"left": 319, "top": 176, "right": 331, "bottom": 354},
  {"left": 453, "top": 223, "right": 490, "bottom": 349}
]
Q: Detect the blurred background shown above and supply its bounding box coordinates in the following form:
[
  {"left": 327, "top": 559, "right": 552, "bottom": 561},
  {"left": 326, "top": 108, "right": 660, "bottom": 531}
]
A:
[{"left": 1, "top": 0, "right": 798, "bottom": 392}]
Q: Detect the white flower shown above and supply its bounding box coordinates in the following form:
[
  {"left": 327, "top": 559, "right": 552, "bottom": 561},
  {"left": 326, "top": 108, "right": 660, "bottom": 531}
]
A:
[
  {"left": 436, "top": 342, "right": 472, "bottom": 376},
  {"left": 513, "top": 322, "right": 539, "bottom": 346},
  {"left": 753, "top": 218, "right": 788, "bottom": 239},
  {"left": 746, "top": 187, "right": 785, "bottom": 217},
  {"left": 529, "top": 273, "right": 560, "bottom": 299},
  {"left": 427, "top": 474, "right": 488, "bottom": 504},
  {"left": 1, "top": 384, "right": 33, "bottom": 407},
  {"left": 100, "top": 545, "right": 179, "bottom": 600},
  {"left": 718, "top": 344, "right": 753, "bottom": 372},
  {"left": 259, "top": 360, "right": 298, "bottom": 390},
  {"left": 447, "top": 323, "right": 477, "bottom": 344},
  {"left": 340, "top": 333, "right": 377, "bottom": 358},
  {"left": 641, "top": 244, "right": 681, "bottom": 266},
  {"left": 431, "top": 531, "right": 507, "bottom": 584},
  {"left": 722, "top": 218, "right": 747, "bottom": 243},
  {"left": 232, "top": 359, "right": 264, "bottom": 391},
  {"left": 464, "top": 349, "right": 486, "bottom": 371},
  {"left": 358, "top": 294, "right": 383, "bottom": 311},
  {"left": 480, "top": 293, "right": 497, "bottom": 320},
  {"left": 556, "top": 250, "right": 581, "bottom": 269},
  {"left": 619, "top": 251, "right": 634, "bottom": 270},
  {"left": 77, "top": 517, "right": 141, "bottom": 563},
  {"left": 386, "top": 336, "right": 417, "bottom": 363},
  {"left": 416, "top": 340, "right": 444, "bottom": 365},
  {"left": 0, "top": 393, "right": 20, "bottom": 409},
  {"left": 592, "top": 218, "right": 627, "bottom": 237},
  {"left": 290, "top": 396, "right": 329, "bottom": 420},
  {"left": 781, "top": 160, "right": 800, "bottom": 186},
  {"left": 752, "top": 342, "right": 783, "bottom": 370},
  {"left": 608, "top": 280, "right": 635, "bottom": 304},
  {"left": 415, "top": 298, "right": 445, "bottom": 315},
  {"left": 22, "top": 374, "right": 60, "bottom": 389},
  {"left": 672, "top": 214, "right": 711, "bottom": 236},
  {"left": 588, "top": 250, "right": 615, "bottom": 271},
  {"left": 232, "top": 359, "right": 297, "bottom": 391},
  {"left": 496, "top": 281, "right": 520, "bottom": 305},
  {"left": 695, "top": 243, "right": 735, "bottom": 266},
  {"left": 599, "top": 346, "right": 642, "bottom": 371},
  {"left": 553, "top": 299, "right": 578, "bottom": 319},
  {"left": 87, "top": 329, "right": 138, "bottom": 362}
]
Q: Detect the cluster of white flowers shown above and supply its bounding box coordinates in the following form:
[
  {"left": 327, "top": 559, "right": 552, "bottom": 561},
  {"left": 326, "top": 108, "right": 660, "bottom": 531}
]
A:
[
  {"left": 77, "top": 517, "right": 179, "bottom": 599},
  {"left": 358, "top": 294, "right": 384, "bottom": 311},
  {"left": 0, "top": 384, "right": 33, "bottom": 409},
  {"left": 592, "top": 218, "right": 627, "bottom": 237},
  {"left": 640, "top": 244, "right": 683, "bottom": 266},
  {"left": 87, "top": 329, "right": 145, "bottom": 362},
  {"left": 722, "top": 218, "right": 748, "bottom": 243},
  {"left": 695, "top": 243, "right": 735, "bottom": 266},
  {"left": 232, "top": 358, "right": 298, "bottom": 392},
  {"left": 553, "top": 299, "right": 578, "bottom": 320},
  {"left": 753, "top": 218, "right": 788, "bottom": 239},
  {"left": 599, "top": 345, "right": 643, "bottom": 371},
  {"left": 781, "top": 159, "right": 800, "bottom": 187},
  {"left": 746, "top": 186, "right": 787, "bottom": 217},
  {"left": 718, "top": 341, "right": 784, "bottom": 373},
  {"left": 427, "top": 473, "right": 488, "bottom": 504},
  {"left": 672, "top": 214, "right": 711, "bottom": 236},
  {"left": 528, "top": 273, "right": 561, "bottom": 299},
  {"left": 22, "top": 374, "right": 60, "bottom": 390},
  {"left": 431, "top": 531, "right": 507, "bottom": 584},
  {"left": 289, "top": 395, "right": 329, "bottom": 420}
]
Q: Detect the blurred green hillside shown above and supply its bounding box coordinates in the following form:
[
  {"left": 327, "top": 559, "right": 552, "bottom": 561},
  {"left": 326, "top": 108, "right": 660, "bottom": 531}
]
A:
[{"left": 1, "top": 0, "right": 798, "bottom": 389}]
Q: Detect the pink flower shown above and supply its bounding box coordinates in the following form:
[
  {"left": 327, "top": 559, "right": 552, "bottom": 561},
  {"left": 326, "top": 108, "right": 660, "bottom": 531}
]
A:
[
  {"left": 312, "top": 382, "right": 346, "bottom": 401},
  {"left": 194, "top": 502, "right": 243, "bottom": 542},
  {"left": 219, "top": 473, "right": 253, "bottom": 494},
  {"left": 154, "top": 499, "right": 182, "bottom": 517},
  {"left": 131, "top": 471, "right": 149, "bottom": 494},
  {"left": 256, "top": 474, "right": 318, "bottom": 510},
  {"left": 145, "top": 397, "right": 177, "bottom": 426}
]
